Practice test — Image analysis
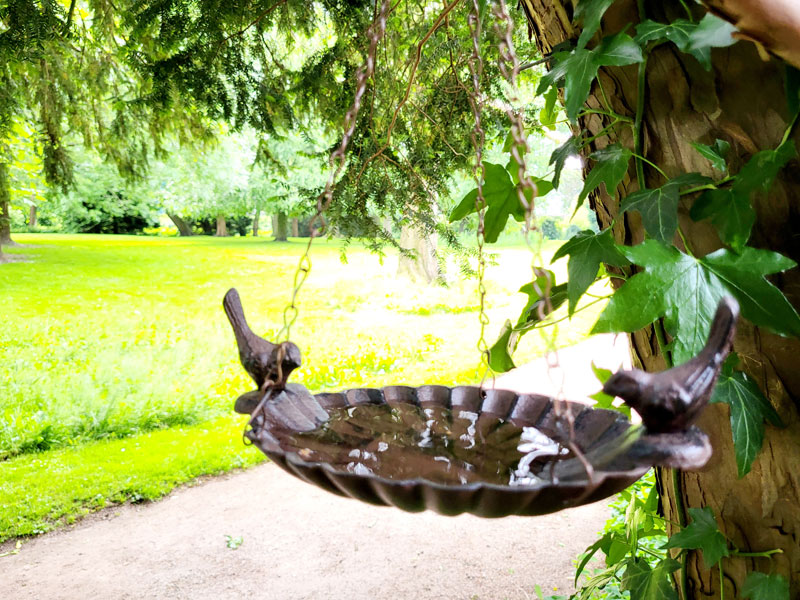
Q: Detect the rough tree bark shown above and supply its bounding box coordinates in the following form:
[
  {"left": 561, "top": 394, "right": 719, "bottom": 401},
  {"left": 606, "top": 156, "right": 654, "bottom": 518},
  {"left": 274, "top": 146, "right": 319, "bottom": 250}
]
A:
[
  {"left": 291, "top": 217, "right": 299, "bottom": 238},
  {"left": 519, "top": 0, "right": 800, "bottom": 597},
  {"left": 167, "top": 213, "right": 193, "bottom": 236},
  {"left": 272, "top": 212, "right": 288, "bottom": 241},
  {"left": 28, "top": 204, "right": 37, "bottom": 228},
  {"left": 252, "top": 209, "right": 260, "bottom": 237},
  {"left": 215, "top": 214, "right": 228, "bottom": 237}
]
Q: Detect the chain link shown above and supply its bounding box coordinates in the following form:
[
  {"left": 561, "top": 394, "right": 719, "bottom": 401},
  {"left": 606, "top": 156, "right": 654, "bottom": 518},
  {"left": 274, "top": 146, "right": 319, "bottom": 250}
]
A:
[
  {"left": 277, "top": 0, "right": 391, "bottom": 343},
  {"left": 490, "top": 0, "right": 592, "bottom": 482},
  {"left": 466, "top": 0, "right": 492, "bottom": 390}
]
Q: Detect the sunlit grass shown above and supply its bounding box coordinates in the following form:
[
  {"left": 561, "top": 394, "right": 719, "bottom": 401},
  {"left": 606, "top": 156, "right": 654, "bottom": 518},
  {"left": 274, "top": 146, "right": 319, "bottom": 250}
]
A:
[
  {"left": 0, "top": 233, "right": 605, "bottom": 539},
  {"left": 0, "top": 415, "right": 264, "bottom": 541}
]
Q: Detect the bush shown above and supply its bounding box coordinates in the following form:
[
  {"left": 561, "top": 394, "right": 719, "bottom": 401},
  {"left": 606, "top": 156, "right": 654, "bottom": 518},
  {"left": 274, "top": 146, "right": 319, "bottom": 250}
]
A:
[{"left": 59, "top": 190, "right": 160, "bottom": 234}]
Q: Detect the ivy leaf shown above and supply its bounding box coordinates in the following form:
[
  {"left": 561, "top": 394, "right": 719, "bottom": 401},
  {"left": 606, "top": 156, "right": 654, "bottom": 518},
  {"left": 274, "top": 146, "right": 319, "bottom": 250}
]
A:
[
  {"left": 578, "top": 143, "right": 633, "bottom": 210},
  {"left": 595, "top": 31, "right": 645, "bottom": 65},
  {"left": 636, "top": 16, "right": 735, "bottom": 70},
  {"left": 549, "top": 135, "right": 581, "bottom": 189},
  {"left": 620, "top": 173, "right": 711, "bottom": 243},
  {"left": 540, "top": 86, "right": 559, "bottom": 130},
  {"left": 490, "top": 273, "right": 568, "bottom": 373},
  {"left": 593, "top": 241, "right": 800, "bottom": 364},
  {"left": 691, "top": 139, "right": 730, "bottom": 172},
  {"left": 742, "top": 572, "right": 790, "bottom": 600},
  {"left": 551, "top": 228, "right": 629, "bottom": 314},
  {"left": 541, "top": 33, "right": 643, "bottom": 122},
  {"left": 711, "top": 371, "right": 784, "bottom": 477},
  {"left": 701, "top": 247, "right": 800, "bottom": 339},
  {"left": 449, "top": 186, "right": 480, "bottom": 223},
  {"left": 622, "top": 557, "right": 680, "bottom": 600},
  {"left": 735, "top": 139, "right": 797, "bottom": 194},
  {"left": 449, "top": 163, "right": 551, "bottom": 241},
  {"left": 690, "top": 188, "right": 754, "bottom": 251},
  {"left": 488, "top": 320, "right": 516, "bottom": 373},
  {"left": 515, "top": 272, "right": 569, "bottom": 328},
  {"left": 574, "top": 0, "right": 617, "bottom": 50},
  {"left": 664, "top": 507, "right": 729, "bottom": 568},
  {"left": 687, "top": 13, "right": 738, "bottom": 57},
  {"left": 635, "top": 19, "right": 695, "bottom": 50},
  {"left": 690, "top": 140, "right": 795, "bottom": 251}
]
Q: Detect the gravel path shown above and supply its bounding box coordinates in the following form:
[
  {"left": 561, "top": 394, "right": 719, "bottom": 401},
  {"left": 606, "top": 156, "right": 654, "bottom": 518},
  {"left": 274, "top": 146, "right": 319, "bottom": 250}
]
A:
[{"left": 0, "top": 335, "right": 630, "bottom": 600}]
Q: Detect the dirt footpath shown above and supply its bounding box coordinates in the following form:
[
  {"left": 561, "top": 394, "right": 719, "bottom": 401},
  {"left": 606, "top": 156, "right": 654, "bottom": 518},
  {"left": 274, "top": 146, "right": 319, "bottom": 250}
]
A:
[{"left": 0, "top": 335, "right": 630, "bottom": 600}]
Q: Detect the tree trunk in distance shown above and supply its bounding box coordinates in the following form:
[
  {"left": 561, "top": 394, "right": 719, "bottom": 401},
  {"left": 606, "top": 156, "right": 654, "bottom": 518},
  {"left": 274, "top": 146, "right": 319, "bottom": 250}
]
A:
[
  {"left": 518, "top": 1, "right": 800, "bottom": 597},
  {"left": 167, "top": 213, "right": 193, "bottom": 236},
  {"left": 273, "top": 212, "right": 288, "bottom": 241},
  {"left": 28, "top": 205, "right": 37, "bottom": 228},
  {"left": 215, "top": 215, "right": 228, "bottom": 237},
  {"left": 0, "top": 199, "right": 18, "bottom": 247},
  {"left": 397, "top": 224, "right": 442, "bottom": 284},
  {"left": 291, "top": 217, "right": 299, "bottom": 237},
  {"left": 252, "top": 209, "right": 260, "bottom": 237}
]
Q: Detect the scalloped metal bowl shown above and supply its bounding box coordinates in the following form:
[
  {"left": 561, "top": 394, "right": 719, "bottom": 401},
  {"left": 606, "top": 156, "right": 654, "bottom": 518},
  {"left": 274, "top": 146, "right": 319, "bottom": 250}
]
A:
[{"left": 245, "top": 383, "right": 711, "bottom": 518}]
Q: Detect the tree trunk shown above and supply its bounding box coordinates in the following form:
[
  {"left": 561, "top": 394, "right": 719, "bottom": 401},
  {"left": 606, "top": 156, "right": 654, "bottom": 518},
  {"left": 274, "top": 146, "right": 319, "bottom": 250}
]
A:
[
  {"left": 28, "top": 204, "right": 37, "bottom": 228},
  {"left": 252, "top": 209, "right": 260, "bottom": 237},
  {"left": 519, "top": 1, "right": 800, "bottom": 597},
  {"left": 0, "top": 199, "right": 16, "bottom": 247},
  {"left": 215, "top": 214, "right": 228, "bottom": 237},
  {"left": 291, "top": 217, "right": 299, "bottom": 238},
  {"left": 397, "top": 223, "right": 442, "bottom": 284},
  {"left": 167, "top": 213, "right": 193, "bottom": 236},
  {"left": 272, "top": 211, "right": 288, "bottom": 241}
]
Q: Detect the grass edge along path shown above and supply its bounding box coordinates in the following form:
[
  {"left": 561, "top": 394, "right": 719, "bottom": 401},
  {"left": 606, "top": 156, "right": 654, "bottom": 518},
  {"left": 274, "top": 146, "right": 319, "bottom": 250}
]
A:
[{"left": 0, "top": 414, "right": 265, "bottom": 543}]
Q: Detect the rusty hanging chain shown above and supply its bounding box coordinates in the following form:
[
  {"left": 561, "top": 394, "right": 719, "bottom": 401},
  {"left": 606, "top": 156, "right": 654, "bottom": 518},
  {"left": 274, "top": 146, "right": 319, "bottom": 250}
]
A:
[
  {"left": 465, "top": 0, "right": 492, "bottom": 389},
  {"left": 277, "top": 0, "right": 391, "bottom": 343},
  {"left": 490, "top": 0, "right": 591, "bottom": 481}
]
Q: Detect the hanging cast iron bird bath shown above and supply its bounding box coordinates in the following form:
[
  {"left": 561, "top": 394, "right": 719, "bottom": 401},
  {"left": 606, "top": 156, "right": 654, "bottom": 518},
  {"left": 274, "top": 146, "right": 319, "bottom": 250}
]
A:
[{"left": 223, "top": 289, "right": 738, "bottom": 518}]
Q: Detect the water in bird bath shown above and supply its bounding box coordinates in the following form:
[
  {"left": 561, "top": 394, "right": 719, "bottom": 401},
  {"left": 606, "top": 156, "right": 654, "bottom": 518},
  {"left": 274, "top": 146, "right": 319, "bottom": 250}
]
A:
[{"left": 286, "top": 403, "right": 575, "bottom": 486}]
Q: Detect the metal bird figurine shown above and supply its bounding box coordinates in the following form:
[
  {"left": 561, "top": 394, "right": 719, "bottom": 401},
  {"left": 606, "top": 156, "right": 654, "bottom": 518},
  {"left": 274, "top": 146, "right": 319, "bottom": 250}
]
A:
[
  {"left": 223, "top": 288, "right": 301, "bottom": 393},
  {"left": 603, "top": 296, "right": 739, "bottom": 434}
]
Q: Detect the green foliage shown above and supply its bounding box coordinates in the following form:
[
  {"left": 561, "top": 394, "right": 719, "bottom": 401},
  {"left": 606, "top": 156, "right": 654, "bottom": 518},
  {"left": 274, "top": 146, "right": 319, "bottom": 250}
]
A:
[
  {"left": 552, "top": 229, "right": 628, "bottom": 314},
  {"left": 540, "top": 87, "right": 560, "bottom": 130},
  {"left": 549, "top": 136, "right": 581, "bottom": 189},
  {"left": 635, "top": 13, "right": 738, "bottom": 70},
  {"left": 593, "top": 241, "right": 800, "bottom": 363},
  {"left": 485, "top": 269, "right": 570, "bottom": 374},
  {"left": 742, "top": 572, "right": 790, "bottom": 600},
  {"left": 619, "top": 173, "right": 710, "bottom": 243},
  {"left": 0, "top": 415, "right": 265, "bottom": 541},
  {"left": 589, "top": 363, "right": 631, "bottom": 418},
  {"left": 691, "top": 139, "right": 797, "bottom": 251},
  {"left": 712, "top": 363, "right": 784, "bottom": 477},
  {"left": 621, "top": 557, "right": 680, "bottom": 600},
  {"left": 538, "top": 32, "right": 644, "bottom": 121},
  {"left": 691, "top": 139, "right": 730, "bottom": 173},
  {"left": 449, "top": 162, "right": 553, "bottom": 243},
  {"left": 577, "top": 144, "right": 633, "bottom": 211},
  {"left": 574, "top": 0, "right": 617, "bottom": 50},
  {"left": 664, "top": 507, "right": 730, "bottom": 568}
]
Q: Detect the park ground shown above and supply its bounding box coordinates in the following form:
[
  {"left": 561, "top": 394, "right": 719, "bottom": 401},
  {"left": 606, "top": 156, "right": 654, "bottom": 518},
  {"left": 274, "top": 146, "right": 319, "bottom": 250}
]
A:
[
  {"left": 0, "top": 234, "right": 608, "bottom": 542},
  {"left": 0, "top": 323, "right": 631, "bottom": 599}
]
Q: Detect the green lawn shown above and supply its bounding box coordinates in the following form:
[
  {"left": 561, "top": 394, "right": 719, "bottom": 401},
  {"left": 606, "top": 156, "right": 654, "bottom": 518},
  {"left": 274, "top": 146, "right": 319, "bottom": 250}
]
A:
[{"left": 0, "top": 233, "right": 606, "bottom": 541}]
